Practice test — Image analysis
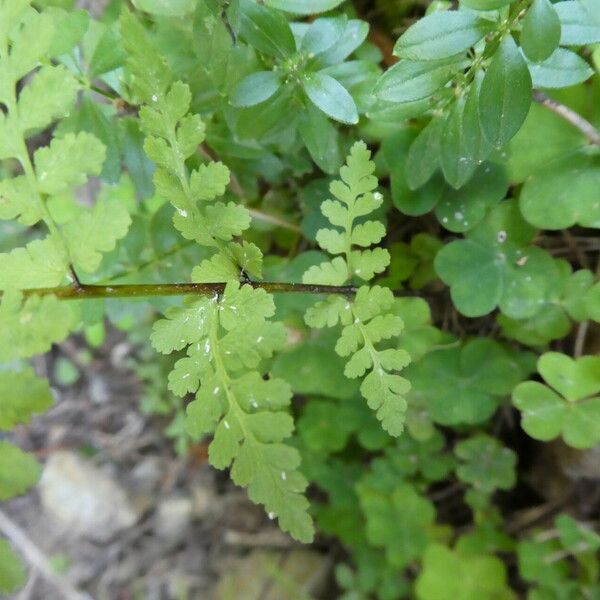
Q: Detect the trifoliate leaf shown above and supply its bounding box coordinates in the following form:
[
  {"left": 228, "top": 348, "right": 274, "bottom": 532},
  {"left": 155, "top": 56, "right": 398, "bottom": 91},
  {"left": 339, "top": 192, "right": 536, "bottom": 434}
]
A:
[
  {"left": 17, "top": 65, "right": 79, "bottom": 133},
  {"left": 507, "top": 103, "right": 585, "bottom": 184},
  {"left": 391, "top": 298, "right": 442, "bottom": 361},
  {"left": 455, "top": 434, "right": 517, "bottom": 493},
  {"left": 34, "top": 132, "right": 106, "bottom": 195},
  {"left": 556, "top": 514, "right": 600, "bottom": 555},
  {"left": 0, "top": 441, "right": 41, "bottom": 500},
  {"left": 586, "top": 281, "right": 600, "bottom": 322},
  {"left": 405, "top": 339, "right": 526, "bottom": 426},
  {"left": 272, "top": 332, "right": 359, "bottom": 400},
  {"left": 538, "top": 352, "right": 600, "bottom": 403},
  {"left": 63, "top": 198, "right": 131, "bottom": 272},
  {"left": 0, "top": 539, "right": 26, "bottom": 595},
  {"left": 434, "top": 163, "right": 509, "bottom": 233},
  {"left": 520, "top": 152, "right": 600, "bottom": 229},
  {"left": 0, "top": 237, "right": 67, "bottom": 290},
  {"left": 513, "top": 353, "right": 600, "bottom": 448},
  {"left": 416, "top": 544, "right": 514, "bottom": 600},
  {"left": 0, "top": 369, "right": 53, "bottom": 430},
  {"left": 435, "top": 201, "right": 556, "bottom": 318},
  {"left": 356, "top": 481, "right": 435, "bottom": 567}
]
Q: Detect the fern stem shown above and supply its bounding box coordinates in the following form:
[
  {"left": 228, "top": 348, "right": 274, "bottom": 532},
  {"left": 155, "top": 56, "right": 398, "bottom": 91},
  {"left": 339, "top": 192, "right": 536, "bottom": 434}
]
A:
[{"left": 16, "top": 281, "right": 363, "bottom": 300}]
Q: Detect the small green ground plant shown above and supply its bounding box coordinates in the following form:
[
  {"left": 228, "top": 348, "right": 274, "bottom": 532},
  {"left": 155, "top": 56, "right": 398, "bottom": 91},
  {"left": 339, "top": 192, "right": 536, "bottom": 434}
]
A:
[{"left": 1, "top": 0, "right": 600, "bottom": 597}]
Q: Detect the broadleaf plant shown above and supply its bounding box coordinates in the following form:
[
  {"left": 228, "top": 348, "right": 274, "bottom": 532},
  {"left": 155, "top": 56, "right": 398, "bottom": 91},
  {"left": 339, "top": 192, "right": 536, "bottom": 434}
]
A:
[{"left": 1, "top": 0, "right": 600, "bottom": 596}]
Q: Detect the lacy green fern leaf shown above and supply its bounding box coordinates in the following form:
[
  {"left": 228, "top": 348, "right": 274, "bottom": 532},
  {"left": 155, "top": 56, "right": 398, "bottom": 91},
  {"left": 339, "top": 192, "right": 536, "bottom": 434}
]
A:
[
  {"left": 123, "top": 12, "right": 260, "bottom": 282},
  {"left": 303, "top": 143, "right": 410, "bottom": 435},
  {"left": 152, "top": 282, "right": 314, "bottom": 542}
]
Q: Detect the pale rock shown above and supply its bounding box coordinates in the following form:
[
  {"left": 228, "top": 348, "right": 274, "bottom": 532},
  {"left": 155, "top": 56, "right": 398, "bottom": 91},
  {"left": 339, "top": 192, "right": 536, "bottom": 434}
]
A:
[
  {"left": 38, "top": 451, "right": 138, "bottom": 542},
  {"left": 155, "top": 495, "right": 193, "bottom": 544}
]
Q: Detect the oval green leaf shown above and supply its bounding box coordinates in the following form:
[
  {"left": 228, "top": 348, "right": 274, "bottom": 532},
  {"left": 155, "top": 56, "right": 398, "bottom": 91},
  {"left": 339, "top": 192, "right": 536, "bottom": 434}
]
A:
[
  {"left": 303, "top": 72, "right": 358, "bottom": 124},
  {"left": 231, "top": 71, "right": 282, "bottom": 107},
  {"left": 521, "top": 0, "right": 561, "bottom": 63},
  {"left": 394, "top": 11, "right": 494, "bottom": 61},
  {"left": 479, "top": 36, "right": 532, "bottom": 148},
  {"left": 527, "top": 48, "right": 594, "bottom": 89}
]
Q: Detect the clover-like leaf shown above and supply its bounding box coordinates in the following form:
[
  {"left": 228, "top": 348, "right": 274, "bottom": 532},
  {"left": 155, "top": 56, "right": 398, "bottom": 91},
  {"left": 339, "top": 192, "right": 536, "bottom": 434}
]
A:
[
  {"left": 455, "top": 434, "right": 517, "bottom": 494},
  {"left": 498, "top": 263, "right": 593, "bottom": 347},
  {"left": 435, "top": 200, "right": 557, "bottom": 318},
  {"left": 356, "top": 480, "right": 436, "bottom": 568},
  {"left": 520, "top": 152, "right": 600, "bottom": 230},
  {"left": 416, "top": 544, "right": 514, "bottom": 600},
  {"left": 405, "top": 338, "right": 528, "bottom": 426},
  {"left": 513, "top": 353, "right": 600, "bottom": 448}
]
